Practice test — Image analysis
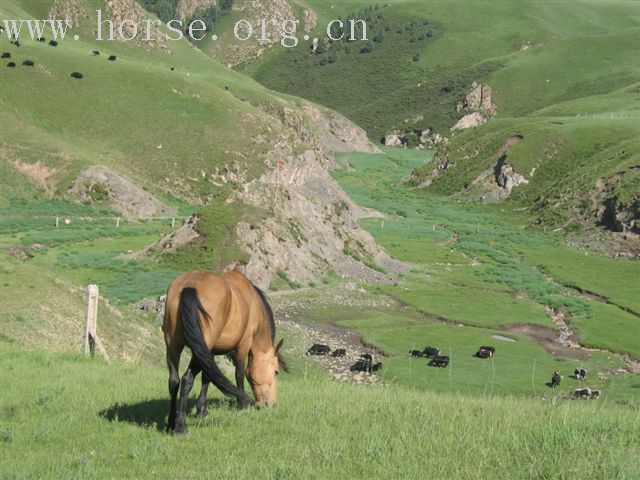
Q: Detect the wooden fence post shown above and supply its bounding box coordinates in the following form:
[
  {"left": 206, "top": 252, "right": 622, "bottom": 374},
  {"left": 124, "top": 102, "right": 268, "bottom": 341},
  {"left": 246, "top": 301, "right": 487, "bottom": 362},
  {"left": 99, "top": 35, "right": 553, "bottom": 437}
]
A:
[{"left": 83, "top": 285, "right": 110, "bottom": 363}]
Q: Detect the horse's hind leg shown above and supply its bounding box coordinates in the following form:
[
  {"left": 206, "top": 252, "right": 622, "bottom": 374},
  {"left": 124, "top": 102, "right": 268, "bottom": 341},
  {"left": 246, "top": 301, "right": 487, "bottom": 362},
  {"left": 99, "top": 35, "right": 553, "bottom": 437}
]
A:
[
  {"left": 175, "top": 358, "right": 202, "bottom": 434},
  {"left": 166, "top": 351, "right": 181, "bottom": 433}
]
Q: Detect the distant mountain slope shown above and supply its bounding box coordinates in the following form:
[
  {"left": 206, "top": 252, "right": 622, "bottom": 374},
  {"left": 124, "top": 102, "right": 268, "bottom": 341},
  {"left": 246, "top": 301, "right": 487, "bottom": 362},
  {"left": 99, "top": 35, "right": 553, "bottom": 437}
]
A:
[{"left": 245, "top": 1, "right": 640, "bottom": 140}]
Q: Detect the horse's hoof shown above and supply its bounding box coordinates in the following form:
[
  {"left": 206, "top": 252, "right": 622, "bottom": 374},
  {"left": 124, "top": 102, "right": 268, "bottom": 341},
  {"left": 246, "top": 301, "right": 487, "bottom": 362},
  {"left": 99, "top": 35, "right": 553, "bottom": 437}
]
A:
[
  {"left": 173, "top": 422, "right": 187, "bottom": 435},
  {"left": 237, "top": 397, "right": 253, "bottom": 410},
  {"left": 195, "top": 409, "right": 208, "bottom": 419}
]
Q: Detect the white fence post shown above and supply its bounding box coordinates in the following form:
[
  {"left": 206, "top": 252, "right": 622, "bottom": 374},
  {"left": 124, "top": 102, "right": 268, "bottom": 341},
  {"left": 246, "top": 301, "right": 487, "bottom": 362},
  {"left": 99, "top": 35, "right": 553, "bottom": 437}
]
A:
[{"left": 82, "top": 285, "right": 110, "bottom": 363}]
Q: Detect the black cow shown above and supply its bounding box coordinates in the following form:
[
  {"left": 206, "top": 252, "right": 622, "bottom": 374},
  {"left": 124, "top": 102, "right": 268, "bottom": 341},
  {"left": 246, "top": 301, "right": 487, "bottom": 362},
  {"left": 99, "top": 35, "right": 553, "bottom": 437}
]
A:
[
  {"left": 1, "top": 52, "right": 10, "bottom": 59},
  {"left": 70, "top": 72, "right": 83, "bottom": 79},
  {"left": 92, "top": 50, "right": 100, "bottom": 56},
  {"left": 6, "top": 62, "right": 16, "bottom": 68},
  {"left": 409, "top": 350, "right": 425, "bottom": 358},
  {"left": 574, "top": 368, "right": 587, "bottom": 381},
  {"left": 37, "top": 37, "right": 45, "bottom": 42},
  {"left": 13, "top": 41, "right": 21, "bottom": 47},
  {"left": 423, "top": 347, "right": 440, "bottom": 358},
  {"left": 307, "top": 343, "right": 330, "bottom": 356},
  {"left": 22, "top": 60, "right": 34, "bottom": 66},
  {"left": 350, "top": 358, "right": 382, "bottom": 373},
  {"left": 170, "top": 67, "right": 175, "bottom": 71},
  {"left": 551, "top": 371, "right": 562, "bottom": 388},
  {"left": 331, "top": 348, "right": 346, "bottom": 357},
  {"left": 429, "top": 355, "right": 450, "bottom": 367},
  {"left": 360, "top": 353, "right": 373, "bottom": 362},
  {"left": 574, "top": 388, "right": 592, "bottom": 399},
  {"left": 108, "top": 55, "right": 117, "bottom": 61},
  {"left": 49, "top": 40, "right": 58, "bottom": 47}
]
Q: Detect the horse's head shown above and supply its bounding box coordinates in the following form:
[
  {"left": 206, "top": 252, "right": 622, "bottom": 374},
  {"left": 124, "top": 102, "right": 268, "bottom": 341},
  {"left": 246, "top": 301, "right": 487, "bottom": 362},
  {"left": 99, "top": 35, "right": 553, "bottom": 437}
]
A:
[{"left": 247, "top": 339, "right": 289, "bottom": 408}]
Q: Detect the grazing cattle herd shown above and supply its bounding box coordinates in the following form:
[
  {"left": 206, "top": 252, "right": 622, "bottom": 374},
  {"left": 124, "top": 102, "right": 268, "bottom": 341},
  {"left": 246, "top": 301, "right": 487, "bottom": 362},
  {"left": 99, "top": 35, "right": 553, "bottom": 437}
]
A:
[
  {"left": 2, "top": 34, "right": 124, "bottom": 79},
  {"left": 306, "top": 342, "right": 603, "bottom": 398}
]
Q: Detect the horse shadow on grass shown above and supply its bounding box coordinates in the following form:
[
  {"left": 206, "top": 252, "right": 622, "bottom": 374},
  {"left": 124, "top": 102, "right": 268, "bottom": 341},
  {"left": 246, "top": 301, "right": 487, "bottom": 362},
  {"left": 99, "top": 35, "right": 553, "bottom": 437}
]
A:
[{"left": 99, "top": 398, "right": 236, "bottom": 431}]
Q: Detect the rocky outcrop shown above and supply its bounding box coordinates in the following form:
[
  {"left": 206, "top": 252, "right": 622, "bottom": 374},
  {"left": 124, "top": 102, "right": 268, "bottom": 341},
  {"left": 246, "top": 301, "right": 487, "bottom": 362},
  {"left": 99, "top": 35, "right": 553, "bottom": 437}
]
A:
[
  {"left": 48, "top": 0, "right": 89, "bottom": 27},
  {"left": 382, "top": 128, "right": 448, "bottom": 149},
  {"left": 104, "top": 0, "right": 169, "bottom": 50},
  {"left": 451, "top": 82, "right": 496, "bottom": 131},
  {"left": 383, "top": 131, "right": 406, "bottom": 147},
  {"left": 233, "top": 102, "right": 404, "bottom": 289},
  {"left": 451, "top": 112, "right": 486, "bottom": 130},
  {"left": 593, "top": 175, "right": 639, "bottom": 234},
  {"left": 457, "top": 82, "right": 496, "bottom": 116},
  {"left": 69, "top": 166, "right": 176, "bottom": 218},
  {"left": 495, "top": 160, "right": 528, "bottom": 199},
  {"left": 303, "top": 8, "right": 318, "bottom": 32},
  {"left": 175, "top": 0, "right": 216, "bottom": 20}
]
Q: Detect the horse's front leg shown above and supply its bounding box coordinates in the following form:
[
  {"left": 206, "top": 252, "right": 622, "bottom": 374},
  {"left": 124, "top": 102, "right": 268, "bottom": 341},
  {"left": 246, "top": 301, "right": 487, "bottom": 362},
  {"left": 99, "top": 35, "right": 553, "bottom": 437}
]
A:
[{"left": 195, "top": 374, "right": 210, "bottom": 419}]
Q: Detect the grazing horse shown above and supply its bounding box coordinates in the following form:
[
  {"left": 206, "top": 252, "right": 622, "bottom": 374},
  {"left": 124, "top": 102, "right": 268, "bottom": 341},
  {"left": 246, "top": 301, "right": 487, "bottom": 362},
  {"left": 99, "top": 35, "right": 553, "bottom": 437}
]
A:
[{"left": 163, "top": 270, "right": 288, "bottom": 434}]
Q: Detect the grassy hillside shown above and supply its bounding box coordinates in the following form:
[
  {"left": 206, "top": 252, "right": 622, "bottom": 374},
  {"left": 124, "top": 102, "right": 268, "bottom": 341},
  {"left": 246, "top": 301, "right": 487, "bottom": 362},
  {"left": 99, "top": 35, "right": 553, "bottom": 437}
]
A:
[
  {"left": 247, "top": 1, "right": 640, "bottom": 140},
  {"left": 407, "top": 112, "right": 639, "bottom": 232},
  {"left": 1, "top": 0, "right": 278, "bottom": 203},
  {"left": 2, "top": 348, "right": 639, "bottom": 479}
]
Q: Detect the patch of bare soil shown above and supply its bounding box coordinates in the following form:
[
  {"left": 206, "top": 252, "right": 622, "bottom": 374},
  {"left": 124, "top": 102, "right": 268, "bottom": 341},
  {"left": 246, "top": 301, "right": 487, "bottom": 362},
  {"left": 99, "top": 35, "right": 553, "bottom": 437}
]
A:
[
  {"left": 502, "top": 323, "right": 590, "bottom": 360},
  {"left": 9, "top": 160, "right": 57, "bottom": 195}
]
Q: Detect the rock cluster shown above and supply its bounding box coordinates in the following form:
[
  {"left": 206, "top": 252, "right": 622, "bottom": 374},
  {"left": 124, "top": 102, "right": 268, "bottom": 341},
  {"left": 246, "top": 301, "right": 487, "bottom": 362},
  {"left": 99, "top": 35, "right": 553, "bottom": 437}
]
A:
[{"left": 69, "top": 166, "right": 177, "bottom": 218}]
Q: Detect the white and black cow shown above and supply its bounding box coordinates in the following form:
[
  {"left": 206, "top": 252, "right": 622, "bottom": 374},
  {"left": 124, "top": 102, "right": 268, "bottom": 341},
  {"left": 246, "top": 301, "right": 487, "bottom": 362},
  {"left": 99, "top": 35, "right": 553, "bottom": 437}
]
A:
[
  {"left": 574, "top": 368, "right": 587, "bottom": 381},
  {"left": 574, "top": 387, "right": 592, "bottom": 399},
  {"left": 475, "top": 346, "right": 495, "bottom": 359}
]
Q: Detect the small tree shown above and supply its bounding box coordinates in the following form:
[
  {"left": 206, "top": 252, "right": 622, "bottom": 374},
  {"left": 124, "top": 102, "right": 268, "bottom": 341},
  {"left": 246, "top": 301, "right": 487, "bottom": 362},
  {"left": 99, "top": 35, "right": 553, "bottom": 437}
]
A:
[
  {"left": 373, "top": 30, "right": 385, "bottom": 43},
  {"left": 219, "top": 0, "right": 234, "bottom": 16},
  {"left": 360, "top": 40, "right": 374, "bottom": 53},
  {"left": 201, "top": 5, "right": 217, "bottom": 31}
]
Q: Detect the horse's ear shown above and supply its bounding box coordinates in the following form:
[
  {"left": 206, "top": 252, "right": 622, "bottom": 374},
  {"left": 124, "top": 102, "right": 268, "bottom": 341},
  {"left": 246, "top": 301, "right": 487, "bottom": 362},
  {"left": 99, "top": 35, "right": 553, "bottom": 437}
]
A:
[
  {"left": 278, "top": 353, "right": 290, "bottom": 373},
  {"left": 275, "top": 339, "right": 290, "bottom": 373}
]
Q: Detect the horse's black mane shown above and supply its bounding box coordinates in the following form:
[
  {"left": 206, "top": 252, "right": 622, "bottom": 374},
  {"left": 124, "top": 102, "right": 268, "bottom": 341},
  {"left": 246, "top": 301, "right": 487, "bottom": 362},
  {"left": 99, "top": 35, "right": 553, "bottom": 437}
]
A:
[{"left": 252, "top": 285, "right": 275, "bottom": 343}]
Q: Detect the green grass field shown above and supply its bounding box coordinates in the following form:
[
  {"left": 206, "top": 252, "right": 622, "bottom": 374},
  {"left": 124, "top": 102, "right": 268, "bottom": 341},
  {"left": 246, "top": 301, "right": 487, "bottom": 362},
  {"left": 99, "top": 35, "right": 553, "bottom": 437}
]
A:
[{"left": 1, "top": 348, "right": 639, "bottom": 479}]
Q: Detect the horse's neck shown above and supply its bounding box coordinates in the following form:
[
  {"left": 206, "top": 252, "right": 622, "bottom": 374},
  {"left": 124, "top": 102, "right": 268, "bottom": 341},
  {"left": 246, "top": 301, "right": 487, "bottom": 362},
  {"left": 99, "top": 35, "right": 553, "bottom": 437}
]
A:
[{"left": 250, "top": 320, "right": 273, "bottom": 353}]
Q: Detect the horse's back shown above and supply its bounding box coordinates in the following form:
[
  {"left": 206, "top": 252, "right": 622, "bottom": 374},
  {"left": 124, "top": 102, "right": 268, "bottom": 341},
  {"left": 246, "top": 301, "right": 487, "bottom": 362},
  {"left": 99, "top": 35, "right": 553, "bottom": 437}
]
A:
[{"left": 163, "top": 270, "right": 258, "bottom": 353}]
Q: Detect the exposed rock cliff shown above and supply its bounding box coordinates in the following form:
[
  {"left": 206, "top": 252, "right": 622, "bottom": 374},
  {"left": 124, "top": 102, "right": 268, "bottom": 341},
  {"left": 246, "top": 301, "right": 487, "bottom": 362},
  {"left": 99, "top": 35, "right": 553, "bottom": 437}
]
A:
[
  {"left": 69, "top": 166, "right": 177, "bottom": 218},
  {"left": 233, "top": 102, "right": 405, "bottom": 288}
]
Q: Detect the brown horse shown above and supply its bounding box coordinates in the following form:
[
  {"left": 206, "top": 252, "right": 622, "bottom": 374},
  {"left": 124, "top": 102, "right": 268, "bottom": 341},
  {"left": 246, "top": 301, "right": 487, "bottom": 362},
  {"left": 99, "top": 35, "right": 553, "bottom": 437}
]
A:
[{"left": 163, "top": 269, "right": 288, "bottom": 434}]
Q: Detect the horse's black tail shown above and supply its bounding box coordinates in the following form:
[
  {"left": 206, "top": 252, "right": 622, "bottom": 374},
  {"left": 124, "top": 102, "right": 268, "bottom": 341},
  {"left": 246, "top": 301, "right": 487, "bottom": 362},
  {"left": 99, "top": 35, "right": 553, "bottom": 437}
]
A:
[{"left": 179, "top": 288, "right": 248, "bottom": 402}]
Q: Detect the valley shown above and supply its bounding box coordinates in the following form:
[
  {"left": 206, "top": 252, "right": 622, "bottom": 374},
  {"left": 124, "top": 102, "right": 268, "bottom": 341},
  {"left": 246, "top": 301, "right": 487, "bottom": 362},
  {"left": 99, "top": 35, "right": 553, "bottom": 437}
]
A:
[{"left": 1, "top": 0, "right": 639, "bottom": 477}]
